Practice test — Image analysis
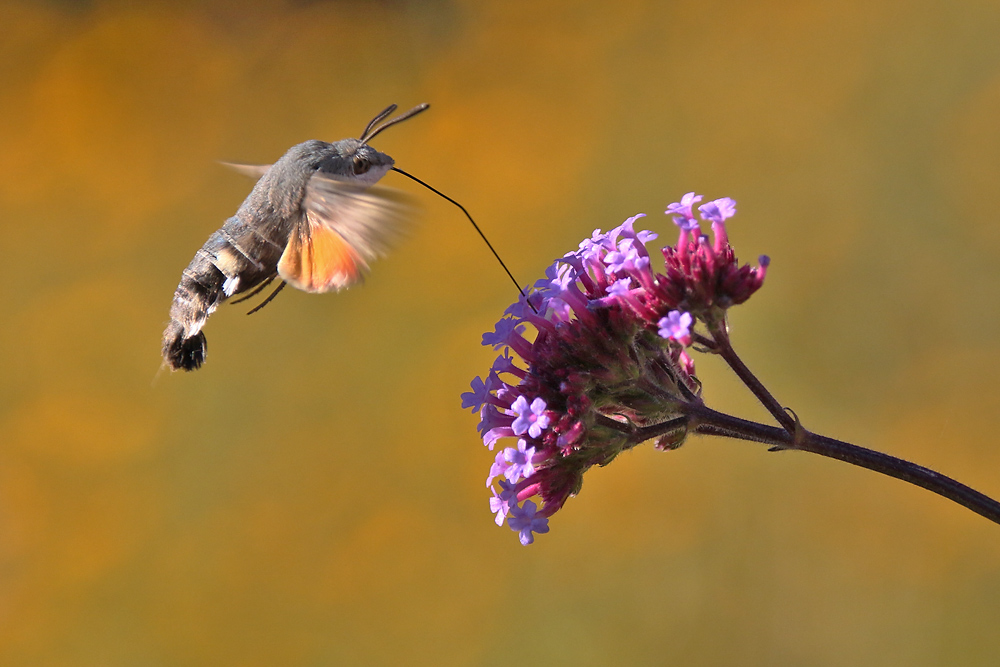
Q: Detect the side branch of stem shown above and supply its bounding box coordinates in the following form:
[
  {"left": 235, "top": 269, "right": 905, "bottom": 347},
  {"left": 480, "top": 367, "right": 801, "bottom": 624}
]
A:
[{"left": 709, "top": 325, "right": 797, "bottom": 434}]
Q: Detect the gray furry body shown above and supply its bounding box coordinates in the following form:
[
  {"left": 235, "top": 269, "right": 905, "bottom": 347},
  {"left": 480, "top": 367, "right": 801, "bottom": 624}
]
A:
[{"left": 162, "top": 139, "right": 394, "bottom": 371}]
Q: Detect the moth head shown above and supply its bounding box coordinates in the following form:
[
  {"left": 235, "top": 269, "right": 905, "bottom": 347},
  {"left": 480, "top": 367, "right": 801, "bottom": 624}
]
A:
[
  {"left": 346, "top": 103, "right": 430, "bottom": 185},
  {"left": 341, "top": 140, "right": 394, "bottom": 185},
  {"left": 303, "top": 139, "right": 390, "bottom": 185},
  {"left": 300, "top": 105, "right": 428, "bottom": 185}
]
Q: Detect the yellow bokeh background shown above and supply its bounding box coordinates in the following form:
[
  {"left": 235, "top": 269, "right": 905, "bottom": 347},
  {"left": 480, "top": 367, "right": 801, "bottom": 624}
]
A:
[{"left": 3, "top": 0, "right": 1000, "bottom": 664}]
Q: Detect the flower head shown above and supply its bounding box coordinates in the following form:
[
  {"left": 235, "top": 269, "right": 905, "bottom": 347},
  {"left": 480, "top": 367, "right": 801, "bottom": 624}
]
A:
[{"left": 467, "top": 193, "right": 769, "bottom": 544}]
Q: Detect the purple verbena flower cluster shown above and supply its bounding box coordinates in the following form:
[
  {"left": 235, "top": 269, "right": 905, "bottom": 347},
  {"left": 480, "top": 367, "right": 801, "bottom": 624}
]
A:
[{"left": 462, "top": 193, "right": 769, "bottom": 544}]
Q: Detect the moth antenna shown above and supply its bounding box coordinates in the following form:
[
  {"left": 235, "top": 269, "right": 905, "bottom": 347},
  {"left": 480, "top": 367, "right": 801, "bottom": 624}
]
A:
[
  {"left": 359, "top": 104, "right": 398, "bottom": 143},
  {"left": 246, "top": 280, "right": 288, "bottom": 315},
  {"left": 390, "top": 167, "right": 536, "bottom": 313},
  {"left": 230, "top": 274, "right": 276, "bottom": 305},
  {"left": 361, "top": 103, "right": 430, "bottom": 144}
]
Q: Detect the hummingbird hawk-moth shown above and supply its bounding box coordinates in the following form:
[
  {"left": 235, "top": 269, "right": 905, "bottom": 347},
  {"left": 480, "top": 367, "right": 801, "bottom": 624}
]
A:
[{"left": 161, "top": 103, "right": 428, "bottom": 372}]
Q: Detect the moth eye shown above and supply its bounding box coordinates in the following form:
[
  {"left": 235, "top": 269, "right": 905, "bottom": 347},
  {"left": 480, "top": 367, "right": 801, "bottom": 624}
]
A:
[{"left": 353, "top": 157, "right": 371, "bottom": 175}]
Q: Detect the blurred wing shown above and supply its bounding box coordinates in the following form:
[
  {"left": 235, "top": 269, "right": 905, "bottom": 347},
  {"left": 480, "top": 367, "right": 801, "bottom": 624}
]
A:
[
  {"left": 219, "top": 162, "right": 272, "bottom": 180},
  {"left": 277, "top": 176, "right": 413, "bottom": 294}
]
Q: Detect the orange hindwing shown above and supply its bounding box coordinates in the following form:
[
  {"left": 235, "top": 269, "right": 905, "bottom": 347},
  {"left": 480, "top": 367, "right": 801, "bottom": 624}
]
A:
[{"left": 277, "top": 214, "right": 366, "bottom": 293}]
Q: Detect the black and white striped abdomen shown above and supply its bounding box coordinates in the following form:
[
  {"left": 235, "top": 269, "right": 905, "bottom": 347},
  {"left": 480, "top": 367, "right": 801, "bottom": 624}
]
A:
[{"left": 161, "top": 215, "right": 288, "bottom": 371}]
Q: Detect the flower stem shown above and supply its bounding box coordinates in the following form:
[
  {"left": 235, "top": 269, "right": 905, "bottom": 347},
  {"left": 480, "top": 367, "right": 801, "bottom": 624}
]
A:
[
  {"left": 684, "top": 404, "right": 1000, "bottom": 526},
  {"left": 709, "top": 324, "right": 797, "bottom": 434}
]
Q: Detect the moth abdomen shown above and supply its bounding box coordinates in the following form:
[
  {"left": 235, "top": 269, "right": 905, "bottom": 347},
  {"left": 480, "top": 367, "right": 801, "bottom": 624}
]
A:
[
  {"left": 162, "top": 321, "right": 207, "bottom": 371},
  {"left": 162, "top": 222, "right": 281, "bottom": 371}
]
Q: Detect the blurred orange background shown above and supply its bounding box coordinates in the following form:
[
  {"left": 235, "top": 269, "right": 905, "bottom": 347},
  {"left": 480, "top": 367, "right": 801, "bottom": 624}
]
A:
[{"left": 3, "top": 0, "right": 1000, "bottom": 664}]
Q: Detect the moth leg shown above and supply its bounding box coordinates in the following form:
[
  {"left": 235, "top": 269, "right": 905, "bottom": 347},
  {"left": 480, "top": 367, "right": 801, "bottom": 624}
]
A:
[
  {"left": 230, "top": 274, "right": 277, "bottom": 305},
  {"left": 246, "top": 280, "right": 287, "bottom": 315}
]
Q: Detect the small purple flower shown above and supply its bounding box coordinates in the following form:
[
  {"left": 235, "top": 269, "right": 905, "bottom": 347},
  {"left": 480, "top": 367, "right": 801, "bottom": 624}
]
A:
[
  {"left": 578, "top": 229, "right": 615, "bottom": 259},
  {"left": 636, "top": 229, "right": 658, "bottom": 244},
  {"left": 545, "top": 263, "right": 576, "bottom": 292},
  {"left": 492, "top": 349, "right": 522, "bottom": 377},
  {"left": 503, "top": 300, "right": 528, "bottom": 321},
  {"left": 698, "top": 197, "right": 737, "bottom": 224},
  {"left": 658, "top": 310, "right": 693, "bottom": 346},
  {"left": 503, "top": 439, "right": 537, "bottom": 482},
  {"left": 482, "top": 318, "right": 525, "bottom": 350},
  {"left": 672, "top": 216, "right": 700, "bottom": 233},
  {"left": 479, "top": 403, "right": 514, "bottom": 450},
  {"left": 510, "top": 396, "right": 551, "bottom": 438},
  {"left": 609, "top": 214, "right": 647, "bottom": 243},
  {"left": 508, "top": 500, "right": 550, "bottom": 545},
  {"left": 605, "top": 278, "right": 633, "bottom": 298},
  {"left": 461, "top": 374, "right": 495, "bottom": 413},
  {"left": 666, "top": 192, "right": 703, "bottom": 228},
  {"left": 533, "top": 262, "right": 559, "bottom": 287},
  {"left": 604, "top": 239, "right": 641, "bottom": 274},
  {"left": 546, "top": 297, "right": 573, "bottom": 322},
  {"left": 482, "top": 430, "right": 504, "bottom": 451},
  {"left": 487, "top": 450, "right": 510, "bottom": 486},
  {"left": 490, "top": 480, "right": 517, "bottom": 526}
]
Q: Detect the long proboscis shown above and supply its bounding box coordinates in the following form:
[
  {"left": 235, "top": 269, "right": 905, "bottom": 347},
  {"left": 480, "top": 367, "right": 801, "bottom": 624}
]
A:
[
  {"left": 390, "top": 167, "right": 535, "bottom": 312},
  {"left": 360, "top": 103, "right": 430, "bottom": 144}
]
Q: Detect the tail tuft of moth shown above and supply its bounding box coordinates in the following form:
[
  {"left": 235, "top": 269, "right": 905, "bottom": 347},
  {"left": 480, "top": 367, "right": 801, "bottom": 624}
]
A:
[{"left": 162, "top": 321, "right": 207, "bottom": 371}]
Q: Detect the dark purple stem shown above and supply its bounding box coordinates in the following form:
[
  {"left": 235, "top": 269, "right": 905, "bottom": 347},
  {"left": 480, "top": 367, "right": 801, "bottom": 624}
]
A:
[
  {"left": 709, "top": 324, "right": 797, "bottom": 434},
  {"left": 628, "top": 404, "right": 1000, "bottom": 526}
]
